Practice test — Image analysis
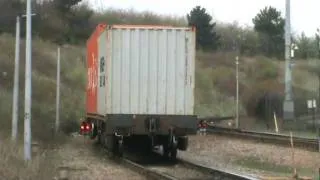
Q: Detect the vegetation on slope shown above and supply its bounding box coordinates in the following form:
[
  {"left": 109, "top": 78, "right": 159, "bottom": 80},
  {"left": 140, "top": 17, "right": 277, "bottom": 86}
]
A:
[{"left": 0, "top": 34, "right": 86, "bottom": 140}]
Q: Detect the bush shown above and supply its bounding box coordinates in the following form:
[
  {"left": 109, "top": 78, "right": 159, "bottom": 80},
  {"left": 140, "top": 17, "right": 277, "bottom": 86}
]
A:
[
  {"left": 195, "top": 57, "right": 246, "bottom": 117},
  {"left": 247, "top": 57, "right": 279, "bottom": 80},
  {"left": 92, "top": 8, "right": 186, "bottom": 26}
]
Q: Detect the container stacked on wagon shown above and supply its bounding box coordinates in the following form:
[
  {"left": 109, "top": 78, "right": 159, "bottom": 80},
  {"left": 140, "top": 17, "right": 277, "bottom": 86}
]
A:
[{"left": 81, "top": 23, "right": 198, "bottom": 159}]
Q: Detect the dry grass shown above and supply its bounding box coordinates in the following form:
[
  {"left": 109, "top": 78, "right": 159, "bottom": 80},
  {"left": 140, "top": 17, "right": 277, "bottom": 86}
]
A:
[
  {"left": 273, "top": 59, "right": 319, "bottom": 92},
  {"left": 0, "top": 33, "right": 86, "bottom": 139},
  {"left": 0, "top": 137, "right": 60, "bottom": 180},
  {"left": 195, "top": 51, "right": 282, "bottom": 118},
  {"left": 0, "top": 33, "right": 86, "bottom": 179},
  {"left": 0, "top": 134, "right": 147, "bottom": 180},
  {"left": 57, "top": 137, "right": 146, "bottom": 180}
]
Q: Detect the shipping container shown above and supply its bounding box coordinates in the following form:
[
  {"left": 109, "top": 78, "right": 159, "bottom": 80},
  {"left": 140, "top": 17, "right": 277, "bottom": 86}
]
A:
[
  {"left": 85, "top": 24, "right": 197, "bottom": 159},
  {"left": 86, "top": 24, "right": 196, "bottom": 117}
]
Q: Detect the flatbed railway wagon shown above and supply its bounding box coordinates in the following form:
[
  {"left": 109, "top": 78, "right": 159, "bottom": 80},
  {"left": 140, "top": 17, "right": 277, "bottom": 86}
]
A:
[{"left": 84, "top": 23, "right": 197, "bottom": 159}]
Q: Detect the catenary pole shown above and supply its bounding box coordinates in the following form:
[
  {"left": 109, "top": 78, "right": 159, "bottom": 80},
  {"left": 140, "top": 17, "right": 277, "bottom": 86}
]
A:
[
  {"left": 24, "top": 0, "right": 32, "bottom": 160},
  {"left": 236, "top": 56, "right": 239, "bottom": 128},
  {"left": 283, "top": 0, "right": 294, "bottom": 120},
  {"left": 12, "top": 16, "right": 20, "bottom": 141}
]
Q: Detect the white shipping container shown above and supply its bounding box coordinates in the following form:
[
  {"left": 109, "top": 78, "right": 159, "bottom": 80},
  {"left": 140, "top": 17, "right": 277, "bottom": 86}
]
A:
[{"left": 95, "top": 25, "right": 196, "bottom": 116}]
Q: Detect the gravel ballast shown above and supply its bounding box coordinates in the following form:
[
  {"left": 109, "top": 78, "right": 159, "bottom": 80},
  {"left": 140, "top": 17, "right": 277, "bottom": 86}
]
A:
[{"left": 178, "top": 134, "right": 320, "bottom": 178}]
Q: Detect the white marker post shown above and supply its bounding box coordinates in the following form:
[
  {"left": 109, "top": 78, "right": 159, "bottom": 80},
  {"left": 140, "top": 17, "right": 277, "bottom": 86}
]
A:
[
  {"left": 313, "top": 99, "right": 317, "bottom": 132},
  {"left": 55, "top": 47, "right": 60, "bottom": 133},
  {"left": 12, "top": 16, "right": 20, "bottom": 142},
  {"left": 273, "top": 112, "right": 279, "bottom": 133},
  {"left": 235, "top": 56, "right": 239, "bottom": 129},
  {"left": 24, "top": 0, "right": 32, "bottom": 161}
]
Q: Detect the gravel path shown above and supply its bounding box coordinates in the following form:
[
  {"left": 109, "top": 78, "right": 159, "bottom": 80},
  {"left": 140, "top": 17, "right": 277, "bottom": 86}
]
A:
[
  {"left": 178, "top": 134, "right": 320, "bottom": 178},
  {"left": 55, "top": 137, "right": 146, "bottom": 180}
]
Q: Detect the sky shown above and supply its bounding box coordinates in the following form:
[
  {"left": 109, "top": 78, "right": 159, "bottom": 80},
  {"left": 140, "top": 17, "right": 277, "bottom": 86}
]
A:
[{"left": 87, "top": 0, "right": 320, "bottom": 37}]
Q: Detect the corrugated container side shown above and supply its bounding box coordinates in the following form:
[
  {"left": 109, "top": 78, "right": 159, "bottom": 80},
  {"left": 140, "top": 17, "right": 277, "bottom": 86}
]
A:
[
  {"left": 97, "top": 30, "right": 108, "bottom": 115},
  {"left": 96, "top": 26, "right": 195, "bottom": 116},
  {"left": 86, "top": 24, "right": 106, "bottom": 115}
]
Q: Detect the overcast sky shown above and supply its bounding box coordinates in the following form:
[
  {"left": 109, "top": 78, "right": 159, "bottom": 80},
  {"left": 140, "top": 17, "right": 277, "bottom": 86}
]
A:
[{"left": 87, "top": 0, "right": 320, "bottom": 37}]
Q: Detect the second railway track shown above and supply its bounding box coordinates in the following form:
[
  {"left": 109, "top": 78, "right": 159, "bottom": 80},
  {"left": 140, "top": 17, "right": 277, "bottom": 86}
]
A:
[{"left": 207, "top": 125, "right": 319, "bottom": 152}]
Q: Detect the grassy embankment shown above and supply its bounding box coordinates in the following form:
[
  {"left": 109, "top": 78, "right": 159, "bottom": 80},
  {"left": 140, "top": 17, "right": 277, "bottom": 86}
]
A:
[{"left": 0, "top": 33, "right": 85, "bottom": 179}]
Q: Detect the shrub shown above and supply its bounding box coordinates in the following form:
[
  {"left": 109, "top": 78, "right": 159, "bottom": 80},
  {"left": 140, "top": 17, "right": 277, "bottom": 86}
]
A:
[{"left": 247, "top": 57, "right": 279, "bottom": 80}]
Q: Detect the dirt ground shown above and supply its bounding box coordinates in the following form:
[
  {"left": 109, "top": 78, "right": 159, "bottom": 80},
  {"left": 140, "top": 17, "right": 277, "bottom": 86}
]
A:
[
  {"left": 178, "top": 134, "right": 320, "bottom": 179},
  {"left": 54, "top": 136, "right": 146, "bottom": 180}
]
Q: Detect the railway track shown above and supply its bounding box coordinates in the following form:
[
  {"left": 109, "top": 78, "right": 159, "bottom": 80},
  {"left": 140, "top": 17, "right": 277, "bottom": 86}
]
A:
[
  {"left": 121, "top": 153, "right": 259, "bottom": 180},
  {"left": 91, "top": 141, "right": 258, "bottom": 180},
  {"left": 207, "top": 125, "right": 319, "bottom": 152}
]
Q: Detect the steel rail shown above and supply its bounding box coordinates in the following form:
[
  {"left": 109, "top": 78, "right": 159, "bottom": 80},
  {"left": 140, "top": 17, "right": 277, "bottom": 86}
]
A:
[{"left": 207, "top": 125, "right": 319, "bottom": 152}]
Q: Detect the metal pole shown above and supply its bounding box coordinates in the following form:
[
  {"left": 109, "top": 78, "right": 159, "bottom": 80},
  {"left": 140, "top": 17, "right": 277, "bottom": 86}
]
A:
[
  {"left": 12, "top": 16, "right": 20, "bottom": 141},
  {"left": 55, "top": 47, "right": 60, "bottom": 133},
  {"left": 236, "top": 56, "right": 239, "bottom": 129},
  {"left": 313, "top": 105, "right": 316, "bottom": 132},
  {"left": 317, "top": 29, "right": 320, "bottom": 59},
  {"left": 283, "top": 0, "right": 294, "bottom": 120},
  {"left": 318, "top": 128, "right": 320, "bottom": 152},
  {"left": 317, "top": 29, "right": 320, "bottom": 109},
  {"left": 285, "top": 0, "right": 292, "bottom": 101},
  {"left": 24, "top": 0, "right": 32, "bottom": 161}
]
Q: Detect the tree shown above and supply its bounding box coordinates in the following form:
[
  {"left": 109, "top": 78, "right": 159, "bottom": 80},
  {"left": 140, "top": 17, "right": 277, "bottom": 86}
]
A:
[
  {"left": 53, "top": 0, "right": 82, "bottom": 14},
  {"left": 49, "top": 0, "right": 93, "bottom": 44},
  {"left": 187, "top": 6, "right": 220, "bottom": 50},
  {"left": 0, "top": 0, "right": 24, "bottom": 34},
  {"left": 295, "top": 32, "right": 317, "bottom": 59},
  {"left": 252, "top": 6, "right": 285, "bottom": 58},
  {"left": 65, "top": 4, "right": 94, "bottom": 44},
  {"left": 316, "top": 29, "right": 320, "bottom": 59}
]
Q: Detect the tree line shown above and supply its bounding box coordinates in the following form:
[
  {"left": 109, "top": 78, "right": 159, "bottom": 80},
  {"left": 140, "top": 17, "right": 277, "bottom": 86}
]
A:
[
  {"left": 0, "top": 0, "right": 319, "bottom": 60},
  {"left": 189, "top": 5, "right": 320, "bottom": 60}
]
